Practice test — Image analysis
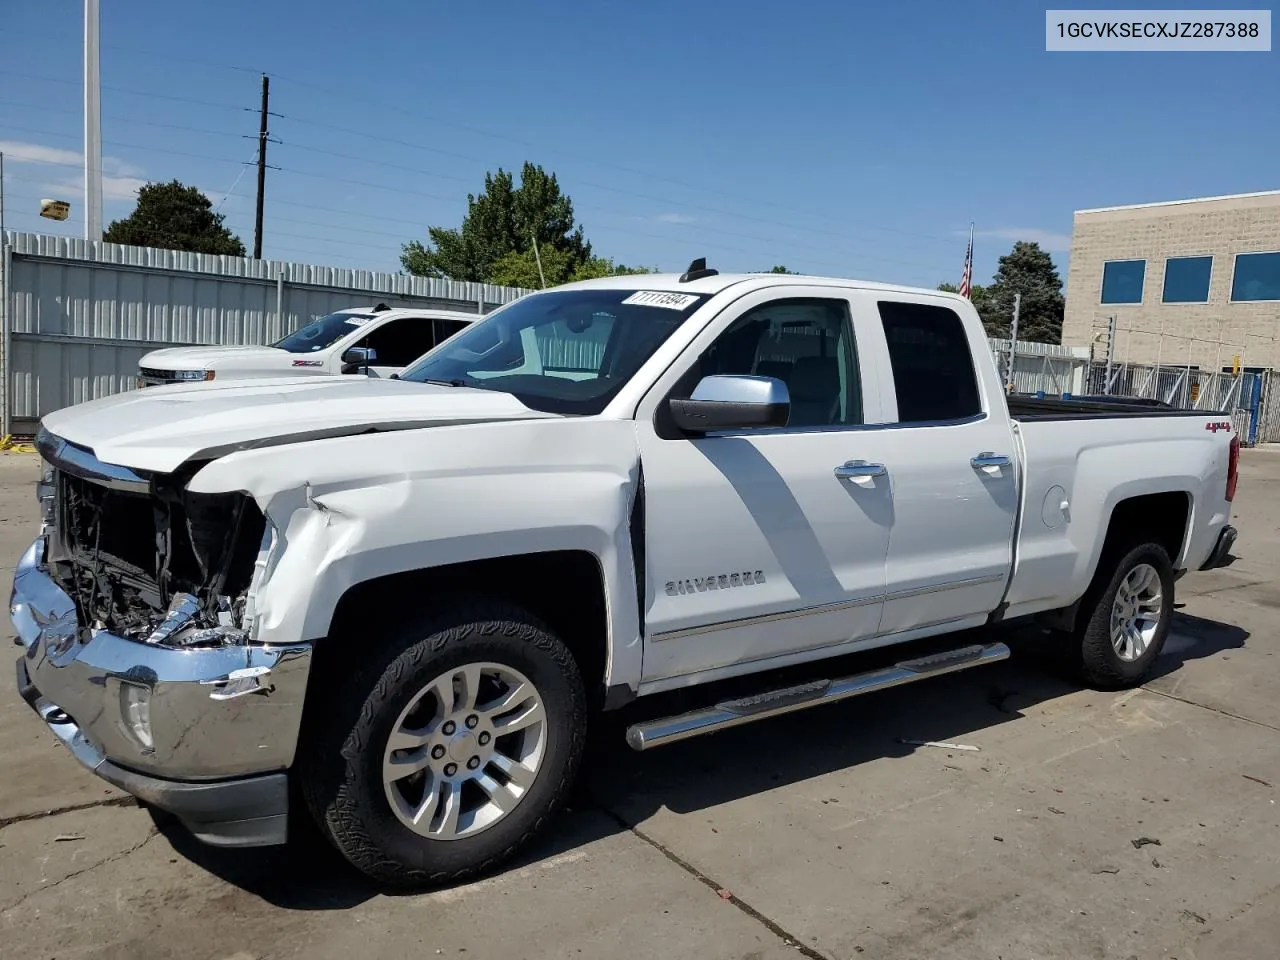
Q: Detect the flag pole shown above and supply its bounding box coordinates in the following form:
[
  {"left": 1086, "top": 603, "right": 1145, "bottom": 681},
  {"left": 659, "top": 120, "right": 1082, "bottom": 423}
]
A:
[{"left": 960, "top": 219, "right": 975, "bottom": 298}]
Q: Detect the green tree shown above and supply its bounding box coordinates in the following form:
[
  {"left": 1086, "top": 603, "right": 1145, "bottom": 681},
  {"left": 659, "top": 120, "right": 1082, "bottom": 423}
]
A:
[
  {"left": 570, "top": 257, "right": 654, "bottom": 281},
  {"left": 489, "top": 246, "right": 575, "bottom": 289},
  {"left": 103, "top": 180, "right": 246, "bottom": 256},
  {"left": 755, "top": 265, "right": 796, "bottom": 274},
  {"left": 978, "top": 241, "right": 1065, "bottom": 343},
  {"left": 938, "top": 282, "right": 992, "bottom": 331},
  {"left": 488, "top": 250, "right": 653, "bottom": 289},
  {"left": 401, "top": 162, "right": 591, "bottom": 281}
]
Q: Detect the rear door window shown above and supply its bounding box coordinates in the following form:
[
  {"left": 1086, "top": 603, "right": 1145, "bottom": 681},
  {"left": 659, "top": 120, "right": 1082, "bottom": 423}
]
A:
[{"left": 877, "top": 300, "right": 981, "bottom": 423}]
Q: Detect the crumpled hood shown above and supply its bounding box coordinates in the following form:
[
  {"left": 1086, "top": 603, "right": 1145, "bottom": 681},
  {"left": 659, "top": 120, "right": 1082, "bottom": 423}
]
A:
[
  {"left": 41, "top": 376, "right": 559, "bottom": 475},
  {"left": 142, "top": 345, "right": 290, "bottom": 369}
]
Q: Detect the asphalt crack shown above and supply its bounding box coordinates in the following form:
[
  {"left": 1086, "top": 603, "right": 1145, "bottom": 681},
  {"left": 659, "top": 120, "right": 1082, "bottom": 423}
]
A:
[
  {"left": 0, "top": 795, "right": 138, "bottom": 833},
  {"left": 0, "top": 827, "right": 158, "bottom": 914},
  {"left": 593, "top": 802, "right": 829, "bottom": 960},
  {"left": 1141, "top": 686, "right": 1280, "bottom": 733}
]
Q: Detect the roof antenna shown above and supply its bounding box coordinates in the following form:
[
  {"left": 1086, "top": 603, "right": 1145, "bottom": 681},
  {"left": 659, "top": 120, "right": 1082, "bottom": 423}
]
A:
[
  {"left": 679, "top": 257, "right": 719, "bottom": 283},
  {"left": 373, "top": 302, "right": 391, "bottom": 312}
]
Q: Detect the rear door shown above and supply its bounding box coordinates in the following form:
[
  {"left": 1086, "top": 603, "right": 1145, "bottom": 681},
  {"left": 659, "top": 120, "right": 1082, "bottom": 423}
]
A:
[{"left": 850, "top": 293, "right": 1019, "bottom": 635}]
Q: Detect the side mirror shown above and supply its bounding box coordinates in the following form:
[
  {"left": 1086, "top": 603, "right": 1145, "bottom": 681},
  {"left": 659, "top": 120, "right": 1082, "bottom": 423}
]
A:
[
  {"left": 341, "top": 346, "right": 377, "bottom": 365},
  {"left": 668, "top": 375, "right": 790, "bottom": 433}
]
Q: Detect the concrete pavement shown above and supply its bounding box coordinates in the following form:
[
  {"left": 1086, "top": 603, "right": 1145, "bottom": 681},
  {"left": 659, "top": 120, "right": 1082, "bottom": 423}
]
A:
[{"left": 2, "top": 447, "right": 1277, "bottom": 960}]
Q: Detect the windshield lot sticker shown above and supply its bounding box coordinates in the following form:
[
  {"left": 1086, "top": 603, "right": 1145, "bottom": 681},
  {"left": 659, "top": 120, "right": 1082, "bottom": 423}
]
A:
[
  {"left": 622, "top": 291, "right": 700, "bottom": 310},
  {"left": 344, "top": 317, "right": 370, "bottom": 326}
]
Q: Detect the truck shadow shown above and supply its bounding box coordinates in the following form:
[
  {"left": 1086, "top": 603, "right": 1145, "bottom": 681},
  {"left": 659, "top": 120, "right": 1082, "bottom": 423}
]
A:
[{"left": 156, "top": 609, "right": 1247, "bottom": 910}]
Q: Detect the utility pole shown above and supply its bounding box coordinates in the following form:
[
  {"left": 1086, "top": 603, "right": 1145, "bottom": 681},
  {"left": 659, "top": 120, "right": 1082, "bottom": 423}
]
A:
[
  {"left": 531, "top": 233, "right": 546, "bottom": 289},
  {"left": 253, "top": 73, "right": 270, "bottom": 259},
  {"left": 84, "top": 0, "right": 103, "bottom": 241},
  {"left": 1006, "top": 292, "right": 1020, "bottom": 393},
  {"left": 1, "top": 150, "right": 8, "bottom": 439}
]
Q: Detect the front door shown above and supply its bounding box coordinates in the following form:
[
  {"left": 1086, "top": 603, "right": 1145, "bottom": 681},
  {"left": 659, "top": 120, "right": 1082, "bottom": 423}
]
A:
[
  {"left": 348, "top": 316, "right": 442, "bottom": 377},
  {"left": 635, "top": 289, "right": 893, "bottom": 686}
]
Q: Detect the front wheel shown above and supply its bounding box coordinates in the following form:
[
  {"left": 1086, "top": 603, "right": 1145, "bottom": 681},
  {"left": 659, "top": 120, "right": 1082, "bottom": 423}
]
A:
[
  {"left": 1074, "top": 541, "right": 1175, "bottom": 689},
  {"left": 299, "top": 598, "right": 587, "bottom": 887}
]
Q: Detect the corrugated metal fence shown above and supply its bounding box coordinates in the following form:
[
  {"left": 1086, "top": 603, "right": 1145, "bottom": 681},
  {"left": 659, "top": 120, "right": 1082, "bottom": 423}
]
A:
[
  {"left": 4, "top": 232, "right": 1278, "bottom": 443},
  {"left": 0, "top": 232, "right": 531, "bottom": 435}
]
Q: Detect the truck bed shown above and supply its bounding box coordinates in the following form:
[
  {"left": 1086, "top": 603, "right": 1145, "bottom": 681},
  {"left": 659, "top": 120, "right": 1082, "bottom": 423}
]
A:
[{"left": 1008, "top": 394, "right": 1228, "bottom": 421}]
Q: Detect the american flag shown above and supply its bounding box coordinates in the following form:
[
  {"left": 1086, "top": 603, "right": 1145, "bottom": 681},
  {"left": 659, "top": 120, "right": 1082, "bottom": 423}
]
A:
[{"left": 959, "top": 224, "right": 974, "bottom": 299}]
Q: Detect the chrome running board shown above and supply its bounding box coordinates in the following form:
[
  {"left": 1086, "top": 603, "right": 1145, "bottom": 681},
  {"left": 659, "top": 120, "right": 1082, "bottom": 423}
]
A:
[{"left": 624, "top": 642, "right": 1010, "bottom": 751}]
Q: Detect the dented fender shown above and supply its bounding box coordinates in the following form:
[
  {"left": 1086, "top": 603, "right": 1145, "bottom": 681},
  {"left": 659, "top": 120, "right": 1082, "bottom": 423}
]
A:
[{"left": 186, "top": 418, "right": 645, "bottom": 692}]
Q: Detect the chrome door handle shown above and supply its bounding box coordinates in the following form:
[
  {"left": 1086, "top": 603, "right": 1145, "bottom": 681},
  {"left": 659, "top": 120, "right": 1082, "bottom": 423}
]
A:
[
  {"left": 834, "top": 460, "right": 886, "bottom": 479},
  {"left": 971, "top": 452, "right": 1012, "bottom": 468}
]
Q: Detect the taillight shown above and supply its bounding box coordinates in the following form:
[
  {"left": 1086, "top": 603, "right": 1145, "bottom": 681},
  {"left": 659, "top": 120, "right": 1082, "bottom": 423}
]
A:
[{"left": 1226, "top": 434, "right": 1241, "bottom": 502}]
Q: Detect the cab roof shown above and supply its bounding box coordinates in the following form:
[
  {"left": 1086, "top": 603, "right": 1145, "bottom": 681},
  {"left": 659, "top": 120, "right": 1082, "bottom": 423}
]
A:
[
  {"left": 335, "top": 304, "right": 481, "bottom": 321},
  {"left": 555, "top": 271, "right": 959, "bottom": 301}
]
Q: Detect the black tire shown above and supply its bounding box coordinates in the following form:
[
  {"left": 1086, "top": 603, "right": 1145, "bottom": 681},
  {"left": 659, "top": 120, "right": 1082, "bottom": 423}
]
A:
[
  {"left": 1074, "top": 541, "right": 1175, "bottom": 690},
  {"left": 298, "top": 596, "right": 587, "bottom": 888}
]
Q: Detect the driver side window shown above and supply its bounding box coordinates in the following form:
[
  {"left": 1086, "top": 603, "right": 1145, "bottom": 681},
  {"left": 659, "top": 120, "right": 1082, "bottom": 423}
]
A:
[{"left": 690, "top": 298, "right": 863, "bottom": 428}]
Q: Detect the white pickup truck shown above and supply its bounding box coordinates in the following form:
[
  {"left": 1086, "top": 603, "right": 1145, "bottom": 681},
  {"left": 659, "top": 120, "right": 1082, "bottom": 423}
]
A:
[
  {"left": 11, "top": 262, "right": 1240, "bottom": 888},
  {"left": 136, "top": 304, "right": 477, "bottom": 386}
]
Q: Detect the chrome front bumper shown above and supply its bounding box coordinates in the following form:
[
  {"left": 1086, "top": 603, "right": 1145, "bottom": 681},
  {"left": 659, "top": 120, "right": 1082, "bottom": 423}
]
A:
[{"left": 9, "top": 536, "right": 313, "bottom": 846}]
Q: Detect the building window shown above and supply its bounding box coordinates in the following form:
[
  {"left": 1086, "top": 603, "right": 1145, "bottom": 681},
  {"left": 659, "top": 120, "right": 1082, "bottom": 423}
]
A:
[
  {"left": 1101, "top": 259, "right": 1146, "bottom": 304},
  {"left": 1162, "top": 256, "right": 1213, "bottom": 303},
  {"left": 1231, "top": 252, "right": 1280, "bottom": 302}
]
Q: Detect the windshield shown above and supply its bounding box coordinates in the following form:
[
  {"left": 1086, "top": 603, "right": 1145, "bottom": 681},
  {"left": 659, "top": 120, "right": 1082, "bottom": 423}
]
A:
[
  {"left": 272, "top": 311, "right": 374, "bottom": 353},
  {"left": 399, "top": 288, "right": 709, "bottom": 415}
]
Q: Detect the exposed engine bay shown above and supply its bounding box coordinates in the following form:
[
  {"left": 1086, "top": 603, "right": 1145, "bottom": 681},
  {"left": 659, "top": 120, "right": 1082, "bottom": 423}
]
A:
[{"left": 44, "top": 465, "right": 267, "bottom": 646}]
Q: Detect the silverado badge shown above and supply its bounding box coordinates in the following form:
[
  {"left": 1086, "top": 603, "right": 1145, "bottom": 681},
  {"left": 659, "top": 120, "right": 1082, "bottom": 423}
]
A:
[{"left": 665, "top": 570, "right": 766, "bottom": 596}]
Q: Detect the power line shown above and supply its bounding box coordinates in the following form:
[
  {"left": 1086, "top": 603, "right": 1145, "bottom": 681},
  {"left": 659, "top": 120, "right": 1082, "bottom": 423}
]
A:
[
  {"left": 2, "top": 69, "right": 963, "bottom": 262},
  {"left": 263, "top": 133, "right": 948, "bottom": 274},
  {"left": 270, "top": 73, "right": 962, "bottom": 247},
  {"left": 0, "top": 69, "right": 250, "bottom": 112},
  {"left": 272, "top": 106, "right": 960, "bottom": 252},
  {"left": 0, "top": 98, "right": 249, "bottom": 140},
  {"left": 0, "top": 122, "right": 248, "bottom": 166}
]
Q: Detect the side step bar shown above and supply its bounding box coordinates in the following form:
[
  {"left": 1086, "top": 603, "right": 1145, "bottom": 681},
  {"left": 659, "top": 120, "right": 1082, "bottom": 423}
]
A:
[{"left": 625, "top": 642, "right": 1010, "bottom": 751}]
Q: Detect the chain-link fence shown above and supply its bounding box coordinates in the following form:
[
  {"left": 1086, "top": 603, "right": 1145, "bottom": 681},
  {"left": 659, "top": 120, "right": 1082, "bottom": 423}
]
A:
[{"left": 997, "top": 340, "right": 1278, "bottom": 445}]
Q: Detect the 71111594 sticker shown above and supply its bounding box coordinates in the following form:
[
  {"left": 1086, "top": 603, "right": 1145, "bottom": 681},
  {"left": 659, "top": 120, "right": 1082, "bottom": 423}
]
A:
[{"left": 621, "top": 291, "right": 701, "bottom": 310}]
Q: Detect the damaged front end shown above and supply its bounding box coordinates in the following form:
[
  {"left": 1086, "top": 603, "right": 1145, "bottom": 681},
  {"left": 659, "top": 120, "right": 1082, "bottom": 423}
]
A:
[
  {"left": 10, "top": 430, "right": 311, "bottom": 847},
  {"left": 46, "top": 457, "right": 269, "bottom": 650}
]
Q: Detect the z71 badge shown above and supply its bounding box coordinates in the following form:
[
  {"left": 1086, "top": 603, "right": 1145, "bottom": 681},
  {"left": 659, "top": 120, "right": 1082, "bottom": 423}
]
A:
[{"left": 666, "top": 570, "right": 766, "bottom": 596}]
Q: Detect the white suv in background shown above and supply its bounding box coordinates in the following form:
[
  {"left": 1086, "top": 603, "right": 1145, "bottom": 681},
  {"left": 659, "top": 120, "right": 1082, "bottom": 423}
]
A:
[{"left": 136, "top": 304, "right": 479, "bottom": 386}]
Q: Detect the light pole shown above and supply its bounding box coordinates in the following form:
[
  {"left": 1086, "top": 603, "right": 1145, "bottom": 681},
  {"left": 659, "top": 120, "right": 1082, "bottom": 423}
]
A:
[{"left": 84, "top": 0, "right": 103, "bottom": 241}]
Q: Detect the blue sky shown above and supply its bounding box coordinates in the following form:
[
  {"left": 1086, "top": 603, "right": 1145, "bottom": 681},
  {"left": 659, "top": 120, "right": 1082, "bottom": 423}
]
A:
[{"left": 0, "top": 1, "right": 1275, "bottom": 288}]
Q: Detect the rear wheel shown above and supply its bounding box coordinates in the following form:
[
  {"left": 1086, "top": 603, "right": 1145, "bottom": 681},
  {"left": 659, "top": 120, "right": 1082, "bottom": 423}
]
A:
[
  {"left": 299, "top": 598, "right": 587, "bottom": 887},
  {"left": 1074, "top": 541, "right": 1175, "bottom": 689}
]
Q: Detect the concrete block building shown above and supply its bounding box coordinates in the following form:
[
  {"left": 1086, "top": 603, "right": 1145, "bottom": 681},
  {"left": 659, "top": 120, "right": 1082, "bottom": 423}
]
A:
[{"left": 1062, "top": 190, "right": 1280, "bottom": 371}]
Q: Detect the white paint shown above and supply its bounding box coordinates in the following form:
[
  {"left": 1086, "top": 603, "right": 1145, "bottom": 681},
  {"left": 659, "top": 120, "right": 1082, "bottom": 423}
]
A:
[
  {"left": 39, "top": 270, "right": 1236, "bottom": 703},
  {"left": 135, "top": 306, "right": 477, "bottom": 384}
]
